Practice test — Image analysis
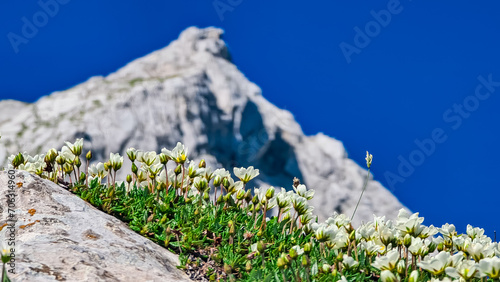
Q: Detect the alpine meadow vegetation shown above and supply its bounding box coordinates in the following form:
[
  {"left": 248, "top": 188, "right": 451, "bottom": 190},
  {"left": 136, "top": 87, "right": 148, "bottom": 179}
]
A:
[{"left": 1, "top": 135, "right": 500, "bottom": 281}]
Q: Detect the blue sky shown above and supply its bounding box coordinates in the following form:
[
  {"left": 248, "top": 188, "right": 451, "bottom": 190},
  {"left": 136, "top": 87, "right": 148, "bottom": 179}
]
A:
[{"left": 1, "top": 0, "right": 499, "bottom": 236}]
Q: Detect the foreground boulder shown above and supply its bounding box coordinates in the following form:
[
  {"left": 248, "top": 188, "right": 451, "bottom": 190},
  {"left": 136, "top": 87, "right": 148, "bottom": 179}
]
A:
[{"left": 0, "top": 170, "right": 191, "bottom": 282}]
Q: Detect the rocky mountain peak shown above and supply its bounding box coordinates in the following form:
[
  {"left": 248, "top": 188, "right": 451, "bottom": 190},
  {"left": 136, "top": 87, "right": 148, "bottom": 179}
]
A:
[{"left": 0, "top": 27, "right": 406, "bottom": 224}]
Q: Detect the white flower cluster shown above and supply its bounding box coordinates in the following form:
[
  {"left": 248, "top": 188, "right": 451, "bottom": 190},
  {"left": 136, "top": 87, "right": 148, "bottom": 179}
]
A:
[{"left": 322, "top": 209, "right": 500, "bottom": 281}]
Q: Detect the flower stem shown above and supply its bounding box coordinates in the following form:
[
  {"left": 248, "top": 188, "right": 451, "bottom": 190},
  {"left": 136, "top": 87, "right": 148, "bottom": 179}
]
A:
[{"left": 351, "top": 168, "right": 371, "bottom": 221}]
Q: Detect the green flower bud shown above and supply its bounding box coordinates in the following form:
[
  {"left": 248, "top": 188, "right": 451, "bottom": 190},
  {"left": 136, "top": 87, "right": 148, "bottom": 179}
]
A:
[
  {"left": 244, "top": 190, "right": 252, "bottom": 203},
  {"left": 45, "top": 148, "right": 58, "bottom": 163},
  {"left": 199, "top": 159, "right": 206, "bottom": 168},
  {"left": 277, "top": 257, "right": 286, "bottom": 269},
  {"left": 174, "top": 164, "right": 182, "bottom": 175},
  {"left": 56, "top": 155, "right": 65, "bottom": 165},
  {"left": 336, "top": 252, "right": 344, "bottom": 262},
  {"left": 349, "top": 230, "right": 356, "bottom": 241},
  {"left": 103, "top": 161, "right": 110, "bottom": 172},
  {"left": 131, "top": 162, "right": 138, "bottom": 174},
  {"left": 397, "top": 260, "right": 406, "bottom": 275},
  {"left": 12, "top": 153, "right": 24, "bottom": 168},
  {"left": 331, "top": 268, "right": 338, "bottom": 276},
  {"left": 222, "top": 178, "right": 230, "bottom": 189},
  {"left": 257, "top": 241, "right": 265, "bottom": 253},
  {"left": 404, "top": 234, "right": 412, "bottom": 247},
  {"left": 74, "top": 156, "right": 82, "bottom": 168},
  {"left": 203, "top": 191, "right": 210, "bottom": 201},
  {"left": 252, "top": 195, "right": 259, "bottom": 205},
  {"left": 236, "top": 189, "right": 245, "bottom": 200},
  {"left": 245, "top": 261, "right": 252, "bottom": 272},
  {"left": 126, "top": 174, "right": 132, "bottom": 184},
  {"left": 159, "top": 153, "right": 168, "bottom": 165},
  {"left": 213, "top": 175, "right": 222, "bottom": 186},
  {"left": 301, "top": 255, "right": 309, "bottom": 267},
  {"left": 265, "top": 186, "right": 275, "bottom": 199},
  {"left": 437, "top": 242, "right": 444, "bottom": 252},
  {"left": 289, "top": 248, "right": 298, "bottom": 260},
  {"left": 303, "top": 243, "right": 312, "bottom": 254},
  {"left": 86, "top": 150, "right": 92, "bottom": 161}
]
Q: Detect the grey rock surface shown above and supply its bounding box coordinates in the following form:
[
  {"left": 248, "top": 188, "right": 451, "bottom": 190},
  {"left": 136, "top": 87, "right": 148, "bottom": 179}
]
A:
[
  {"left": 0, "top": 170, "right": 191, "bottom": 282},
  {"left": 0, "top": 26, "right": 406, "bottom": 224}
]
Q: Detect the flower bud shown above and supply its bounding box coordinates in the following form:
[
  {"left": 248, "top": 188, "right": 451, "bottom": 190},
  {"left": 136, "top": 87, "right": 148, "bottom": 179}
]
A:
[
  {"left": 56, "top": 155, "right": 65, "bottom": 165},
  {"left": 322, "top": 263, "right": 331, "bottom": 273},
  {"left": 397, "top": 260, "right": 406, "bottom": 275},
  {"left": 45, "top": 148, "right": 58, "bottom": 163},
  {"left": 103, "top": 161, "right": 110, "bottom": 172},
  {"left": 380, "top": 270, "right": 397, "bottom": 282},
  {"left": 213, "top": 175, "right": 222, "bottom": 186},
  {"left": 409, "top": 270, "right": 419, "bottom": 282},
  {"left": 126, "top": 174, "right": 132, "bottom": 184},
  {"left": 301, "top": 255, "right": 309, "bottom": 267},
  {"left": 244, "top": 190, "right": 252, "bottom": 203},
  {"left": 12, "top": 153, "right": 24, "bottom": 168},
  {"left": 131, "top": 162, "right": 138, "bottom": 175},
  {"left": 245, "top": 261, "right": 252, "bottom": 272},
  {"left": 266, "top": 187, "right": 275, "bottom": 199},
  {"left": 349, "top": 230, "right": 356, "bottom": 241},
  {"left": 289, "top": 248, "right": 298, "bottom": 260},
  {"left": 203, "top": 191, "right": 210, "bottom": 201},
  {"left": 86, "top": 150, "right": 92, "bottom": 161},
  {"left": 336, "top": 252, "right": 344, "bottom": 262},
  {"left": 236, "top": 189, "right": 245, "bottom": 200},
  {"left": 174, "top": 164, "right": 182, "bottom": 175},
  {"left": 257, "top": 241, "right": 265, "bottom": 253},
  {"left": 159, "top": 153, "right": 168, "bottom": 165},
  {"left": 331, "top": 268, "right": 338, "bottom": 276},
  {"left": 303, "top": 243, "right": 312, "bottom": 254},
  {"left": 404, "top": 234, "right": 412, "bottom": 247},
  {"left": 199, "top": 159, "right": 206, "bottom": 168},
  {"left": 74, "top": 156, "right": 82, "bottom": 168},
  {"left": 252, "top": 195, "right": 259, "bottom": 205},
  {"left": 277, "top": 257, "right": 286, "bottom": 269},
  {"left": 222, "top": 178, "right": 230, "bottom": 189},
  {"left": 437, "top": 242, "right": 444, "bottom": 252}
]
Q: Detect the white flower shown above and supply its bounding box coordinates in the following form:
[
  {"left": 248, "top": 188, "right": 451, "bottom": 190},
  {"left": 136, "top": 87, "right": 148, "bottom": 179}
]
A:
[
  {"left": 467, "top": 242, "right": 494, "bottom": 262},
  {"left": 162, "top": 142, "right": 188, "bottom": 164},
  {"left": 372, "top": 249, "right": 399, "bottom": 271},
  {"left": 445, "top": 259, "right": 480, "bottom": 280},
  {"left": 126, "top": 147, "right": 137, "bottom": 161},
  {"left": 233, "top": 166, "right": 259, "bottom": 184},
  {"left": 478, "top": 257, "right": 500, "bottom": 279},
  {"left": 380, "top": 270, "right": 397, "bottom": 282},
  {"left": 312, "top": 223, "right": 338, "bottom": 242},
  {"left": 417, "top": 251, "right": 451, "bottom": 276},
  {"left": 137, "top": 151, "right": 158, "bottom": 166},
  {"left": 439, "top": 223, "right": 457, "bottom": 238},
  {"left": 1, "top": 242, "right": 11, "bottom": 263},
  {"left": 64, "top": 138, "right": 83, "bottom": 156},
  {"left": 342, "top": 256, "right": 359, "bottom": 270},
  {"left": 290, "top": 245, "right": 304, "bottom": 256},
  {"left": 109, "top": 153, "right": 123, "bottom": 171},
  {"left": 293, "top": 184, "right": 314, "bottom": 200}
]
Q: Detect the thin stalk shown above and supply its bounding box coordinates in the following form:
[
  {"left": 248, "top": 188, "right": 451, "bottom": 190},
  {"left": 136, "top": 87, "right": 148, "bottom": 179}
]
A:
[{"left": 351, "top": 168, "right": 371, "bottom": 221}]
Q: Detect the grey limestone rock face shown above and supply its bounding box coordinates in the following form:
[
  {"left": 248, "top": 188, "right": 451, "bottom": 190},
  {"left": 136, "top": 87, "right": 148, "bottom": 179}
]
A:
[
  {"left": 0, "top": 170, "right": 191, "bottom": 282},
  {"left": 0, "top": 26, "right": 406, "bottom": 225}
]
